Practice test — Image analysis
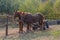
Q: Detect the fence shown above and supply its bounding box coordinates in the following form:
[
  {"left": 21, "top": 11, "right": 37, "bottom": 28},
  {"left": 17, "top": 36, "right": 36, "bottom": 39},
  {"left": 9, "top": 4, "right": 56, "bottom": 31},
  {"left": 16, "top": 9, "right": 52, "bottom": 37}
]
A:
[
  {"left": 0, "top": 15, "right": 19, "bottom": 36},
  {"left": 0, "top": 15, "right": 60, "bottom": 36},
  {"left": 47, "top": 20, "right": 60, "bottom": 25}
]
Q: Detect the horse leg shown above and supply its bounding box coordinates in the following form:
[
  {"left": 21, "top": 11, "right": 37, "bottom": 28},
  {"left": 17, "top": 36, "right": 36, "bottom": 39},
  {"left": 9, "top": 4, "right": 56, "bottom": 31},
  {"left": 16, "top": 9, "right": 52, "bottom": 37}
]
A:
[
  {"left": 39, "top": 20, "right": 43, "bottom": 30},
  {"left": 46, "top": 22, "right": 49, "bottom": 28},
  {"left": 19, "top": 20, "right": 23, "bottom": 33},
  {"left": 26, "top": 23, "right": 31, "bottom": 32}
]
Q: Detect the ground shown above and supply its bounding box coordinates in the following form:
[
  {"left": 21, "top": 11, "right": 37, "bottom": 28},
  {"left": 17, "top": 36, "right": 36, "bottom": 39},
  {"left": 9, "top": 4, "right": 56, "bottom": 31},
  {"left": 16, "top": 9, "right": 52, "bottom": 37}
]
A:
[{"left": 0, "top": 25, "right": 60, "bottom": 40}]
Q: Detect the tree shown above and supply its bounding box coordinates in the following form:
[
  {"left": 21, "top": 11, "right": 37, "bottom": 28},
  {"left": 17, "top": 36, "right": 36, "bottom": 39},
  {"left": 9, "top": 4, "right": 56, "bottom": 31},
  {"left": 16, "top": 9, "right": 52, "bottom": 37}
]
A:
[{"left": 0, "top": 0, "right": 19, "bottom": 15}]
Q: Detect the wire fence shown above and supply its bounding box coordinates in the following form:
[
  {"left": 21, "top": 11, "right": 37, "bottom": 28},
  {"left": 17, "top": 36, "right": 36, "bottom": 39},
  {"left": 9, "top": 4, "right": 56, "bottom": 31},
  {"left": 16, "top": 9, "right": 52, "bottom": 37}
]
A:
[
  {"left": 0, "top": 15, "right": 60, "bottom": 36},
  {"left": 0, "top": 15, "right": 19, "bottom": 28},
  {"left": 0, "top": 15, "right": 19, "bottom": 36}
]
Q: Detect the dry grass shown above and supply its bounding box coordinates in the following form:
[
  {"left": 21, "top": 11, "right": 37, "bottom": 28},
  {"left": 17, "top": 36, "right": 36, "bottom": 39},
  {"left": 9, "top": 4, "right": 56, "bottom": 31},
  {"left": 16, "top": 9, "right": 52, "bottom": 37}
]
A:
[{"left": 0, "top": 25, "right": 60, "bottom": 40}]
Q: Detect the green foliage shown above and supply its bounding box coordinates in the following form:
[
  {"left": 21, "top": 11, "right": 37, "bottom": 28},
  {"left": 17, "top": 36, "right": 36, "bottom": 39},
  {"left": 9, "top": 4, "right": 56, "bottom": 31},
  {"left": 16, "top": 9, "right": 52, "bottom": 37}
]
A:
[
  {"left": 0, "top": 0, "right": 19, "bottom": 14},
  {"left": 19, "top": 0, "right": 41, "bottom": 13},
  {"left": 0, "top": 0, "right": 60, "bottom": 19},
  {"left": 40, "top": 0, "right": 60, "bottom": 19}
]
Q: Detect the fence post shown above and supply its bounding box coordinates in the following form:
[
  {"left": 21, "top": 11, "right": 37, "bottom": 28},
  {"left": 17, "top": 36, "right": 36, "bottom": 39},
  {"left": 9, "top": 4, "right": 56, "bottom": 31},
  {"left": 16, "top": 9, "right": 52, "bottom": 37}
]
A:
[{"left": 6, "top": 15, "right": 8, "bottom": 36}]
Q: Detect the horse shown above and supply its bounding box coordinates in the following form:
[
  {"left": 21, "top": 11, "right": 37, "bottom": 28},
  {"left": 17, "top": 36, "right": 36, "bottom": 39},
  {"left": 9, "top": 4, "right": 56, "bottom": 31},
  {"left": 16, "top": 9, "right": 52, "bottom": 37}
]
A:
[{"left": 14, "top": 11, "right": 45, "bottom": 33}]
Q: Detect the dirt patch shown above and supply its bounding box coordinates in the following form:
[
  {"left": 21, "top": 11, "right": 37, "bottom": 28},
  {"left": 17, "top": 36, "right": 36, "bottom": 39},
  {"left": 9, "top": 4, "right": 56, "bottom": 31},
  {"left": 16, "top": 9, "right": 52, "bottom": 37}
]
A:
[{"left": 0, "top": 25, "right": 60, "bottom": 40}]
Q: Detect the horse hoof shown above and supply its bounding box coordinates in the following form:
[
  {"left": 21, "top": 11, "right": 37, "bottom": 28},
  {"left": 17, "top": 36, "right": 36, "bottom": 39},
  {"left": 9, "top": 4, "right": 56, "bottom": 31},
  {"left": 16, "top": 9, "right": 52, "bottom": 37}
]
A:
[
  {"left": 26, "top": 30, "right": 33, "bottom": 33},
  {"left": 39, "top": 28, "right": 43, "bottom": 31},
  {"left": 43, "top": 27, "right": 46, "bottom": 30},
  {"left": 19, "top": 31, "right": 24, "bottom": 34}
]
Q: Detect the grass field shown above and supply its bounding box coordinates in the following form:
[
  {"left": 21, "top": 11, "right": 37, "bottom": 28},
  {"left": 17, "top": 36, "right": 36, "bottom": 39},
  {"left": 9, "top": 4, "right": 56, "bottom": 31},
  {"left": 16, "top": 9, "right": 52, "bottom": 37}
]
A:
[{"left": 0, "top": 25, "right": 60, "bottom": 40}]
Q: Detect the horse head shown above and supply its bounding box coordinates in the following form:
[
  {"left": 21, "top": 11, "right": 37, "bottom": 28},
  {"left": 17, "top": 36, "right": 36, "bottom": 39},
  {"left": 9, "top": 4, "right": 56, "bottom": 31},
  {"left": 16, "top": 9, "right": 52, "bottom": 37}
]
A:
[{"left": 14, "top": 11, "right": 23, "bottom": 20}]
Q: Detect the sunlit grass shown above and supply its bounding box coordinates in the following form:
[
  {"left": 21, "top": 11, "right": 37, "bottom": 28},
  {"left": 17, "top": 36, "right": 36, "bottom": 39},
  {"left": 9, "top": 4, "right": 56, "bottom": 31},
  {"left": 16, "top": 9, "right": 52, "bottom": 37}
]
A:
[{"left": 50, "top": 30, "right": 60, "bottom": 37}]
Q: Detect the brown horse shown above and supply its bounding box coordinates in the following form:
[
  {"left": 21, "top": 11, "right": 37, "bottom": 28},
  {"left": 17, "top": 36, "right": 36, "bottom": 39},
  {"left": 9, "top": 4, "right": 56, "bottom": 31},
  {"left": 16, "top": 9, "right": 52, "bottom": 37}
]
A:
[
  {"left": 14, "top": 11, "right": 45, "bottom": 33},
  {"left": 14, "top": 11, "right": 24, "bottom": 33}
]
